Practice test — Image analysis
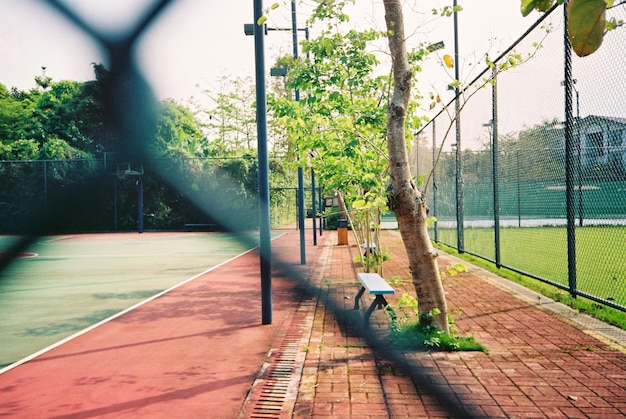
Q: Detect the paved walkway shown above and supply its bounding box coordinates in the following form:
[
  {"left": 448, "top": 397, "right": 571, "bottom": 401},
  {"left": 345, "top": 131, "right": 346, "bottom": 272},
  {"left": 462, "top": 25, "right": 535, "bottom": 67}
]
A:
[
  {"left": 284, "top": 230, "right": 626, "bottom": 418},
  {"left": 0, "top": 227, "right": 625, "bottom": 418}
]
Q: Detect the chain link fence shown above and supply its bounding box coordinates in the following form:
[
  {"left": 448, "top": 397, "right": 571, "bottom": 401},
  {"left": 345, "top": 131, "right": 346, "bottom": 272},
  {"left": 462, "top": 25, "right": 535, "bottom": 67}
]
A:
[
  {"left": 0, "top": 157, "right": 320, "bottom": 232},
  {"left": 0, "top": 1, "right": 470, "bottom": 413},
  {"left": 417, "top": 5, "right": 626, "bottom": 312},
  {"left": 1, "top": 2, "right": 623, "bottom": 415}
]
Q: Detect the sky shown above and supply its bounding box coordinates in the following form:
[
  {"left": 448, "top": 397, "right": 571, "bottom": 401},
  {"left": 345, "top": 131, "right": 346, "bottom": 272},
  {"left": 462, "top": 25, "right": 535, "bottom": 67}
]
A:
[
  {"left": 5, "top": 0, "right": 620, "bottom": 150},
  {"left": 1, "top": 0, "right": 540, "bottom": 101}
]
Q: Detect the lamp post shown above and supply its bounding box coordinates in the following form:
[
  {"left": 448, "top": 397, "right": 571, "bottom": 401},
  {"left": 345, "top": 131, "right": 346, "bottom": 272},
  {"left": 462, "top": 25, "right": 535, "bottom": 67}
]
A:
[
  {"left": 245, "top": 11, "right": 310, "bottom": 265},
  {"left": 251, "top": 0, "right": 272, "bottom": 324},
  {"left": 289, "top": 1, "right": 309, "bottom": 260}
]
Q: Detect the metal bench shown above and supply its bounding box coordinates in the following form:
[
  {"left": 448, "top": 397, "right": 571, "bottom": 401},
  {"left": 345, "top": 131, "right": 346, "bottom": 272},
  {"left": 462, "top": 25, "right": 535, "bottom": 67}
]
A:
[
  {"left": 354, "top": 272, "right": 396, "bottom": 329},
  {"left": 184, "top": 223, "right": 216, "bottom": 232},
  {"left": 361, "top": 242, "right": 377, "bottom": 256}
]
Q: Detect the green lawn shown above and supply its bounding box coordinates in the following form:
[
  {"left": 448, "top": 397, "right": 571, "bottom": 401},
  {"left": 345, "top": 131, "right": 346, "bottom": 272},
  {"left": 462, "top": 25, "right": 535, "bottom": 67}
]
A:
[{"left": 433, "top": 225, "right": 626, "bottom": 307}]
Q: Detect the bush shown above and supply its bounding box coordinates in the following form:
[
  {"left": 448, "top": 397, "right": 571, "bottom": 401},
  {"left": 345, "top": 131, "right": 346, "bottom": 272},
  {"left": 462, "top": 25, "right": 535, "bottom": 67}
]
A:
[
  {"left": 324, "top": 211, "right": 340, "bottom": 230},
  {"left": 388, "top": 294, "right": 487, "bottom": 352}
]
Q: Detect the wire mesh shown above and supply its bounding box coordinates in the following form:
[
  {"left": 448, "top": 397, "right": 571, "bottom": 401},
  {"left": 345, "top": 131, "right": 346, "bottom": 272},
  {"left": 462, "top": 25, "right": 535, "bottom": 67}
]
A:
[
  {"left": 2, "top": 2, "right": 624, "bottom": 416},
  {"left": 421, "top": 5, "right": 626, "bottom": 311},
  {"left": 0, "top": 1, "right": 471, "bottom": 416}
]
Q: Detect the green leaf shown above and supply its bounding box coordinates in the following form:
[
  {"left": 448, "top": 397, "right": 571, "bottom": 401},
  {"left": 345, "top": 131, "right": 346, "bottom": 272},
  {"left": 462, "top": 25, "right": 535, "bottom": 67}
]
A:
[
  {"left": 352, "top": 199, "right": 367, "bottom": 209},
  {"left": 567, "top": 0, "right": 606, "bottom": 57},
  {"left": 521, "top": 0, "right": 554, "bottom": 16},
  {"left": 257, "top": 15, "right": 267, "bottom": 26}
]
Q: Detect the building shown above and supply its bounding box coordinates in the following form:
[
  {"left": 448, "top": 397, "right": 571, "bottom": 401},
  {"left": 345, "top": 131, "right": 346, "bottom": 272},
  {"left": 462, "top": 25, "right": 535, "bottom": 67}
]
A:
[{"left": 575, "top": 115, "right": 626, "bottom": 177}]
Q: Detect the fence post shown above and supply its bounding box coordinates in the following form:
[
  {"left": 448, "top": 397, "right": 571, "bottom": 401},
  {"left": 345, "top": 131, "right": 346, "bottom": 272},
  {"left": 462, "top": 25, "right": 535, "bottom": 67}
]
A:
[
  {"left": 432, "top": 121, "right": 438, "bottom": 242},
  {"left": 491, "top": 67, "right": 501, "bottom": 268},
  {"left": 138, "top": 177, "right": 144, "bottom": 233},
  {"left": 453, "top": 0, "right": 465, "bottom": 253},
  {"left": 43, "top": 160, "right": 48, "bottom": 210},
  {"left": 311, "top": 168, "right": 317, "bottom": 246},
  {"left": 563, "top": 2, "right": 577, "bottom": 297}
]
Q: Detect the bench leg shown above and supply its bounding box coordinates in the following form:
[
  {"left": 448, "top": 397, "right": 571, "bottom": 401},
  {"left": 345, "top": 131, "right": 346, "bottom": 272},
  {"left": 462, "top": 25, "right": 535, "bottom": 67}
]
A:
[
  {"left": 363, "top": 295, "right": 396, "bottom": 330},
  {"left": 354, "top": 286, "right": 366, "bottom": 310}
]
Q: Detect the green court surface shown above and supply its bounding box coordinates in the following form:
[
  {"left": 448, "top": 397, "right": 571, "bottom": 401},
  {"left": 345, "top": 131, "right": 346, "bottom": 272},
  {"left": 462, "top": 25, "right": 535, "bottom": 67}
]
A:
[{"left": 0, "top": 232, "right": 254, "bottom": 368}]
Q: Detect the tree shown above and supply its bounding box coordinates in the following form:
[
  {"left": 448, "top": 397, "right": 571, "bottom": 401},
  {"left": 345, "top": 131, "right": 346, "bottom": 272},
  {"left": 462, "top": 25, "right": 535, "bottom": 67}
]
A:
[
  {"left": 270, "top": 4, "right": 394, "bottom": 264},
  {"left": 265, "top": 0, "right": 451, "bottom": 328},
  {"left": 198, "top": 76, "right": 258, "bottom": 154},
  {"left": 382, "top": 0, "right": 449, "bottom": 332},
  {"left": 0, "top": 83, "right": 41, "bottom": 144},
  {"left": 380, "top": 0, "right": 620, "bottom": 331},
  {"left": 154, "top": 99, "right": 206, "bottom": 158}
]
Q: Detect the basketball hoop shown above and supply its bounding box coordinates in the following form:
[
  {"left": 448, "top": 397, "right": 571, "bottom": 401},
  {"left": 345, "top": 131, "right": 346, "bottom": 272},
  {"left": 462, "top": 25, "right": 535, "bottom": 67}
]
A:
[{"left": 112, "top": 163, "right": 143, "bottom": 180}]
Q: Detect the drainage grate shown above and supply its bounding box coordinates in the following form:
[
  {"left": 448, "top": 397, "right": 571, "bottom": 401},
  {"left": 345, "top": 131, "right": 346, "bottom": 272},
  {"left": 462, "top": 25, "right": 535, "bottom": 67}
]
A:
[{"left": 239, "top": 296, "right": 315, "bottom": 418}]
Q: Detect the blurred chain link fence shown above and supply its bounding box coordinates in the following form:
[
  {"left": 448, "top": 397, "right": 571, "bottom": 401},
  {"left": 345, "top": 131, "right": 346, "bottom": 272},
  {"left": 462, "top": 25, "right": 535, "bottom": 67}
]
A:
[
  {"left": 1, "top": 1, "right": 623, "bottom": 415},
  {"left": 0, "top": 157, "right": 324, "bottom": 232},
  {"left": 417, "top": 6, "right": 626, "bottom": 312},
  {"left": 0, "top": 1, "right": 472, "bottom": 415}
]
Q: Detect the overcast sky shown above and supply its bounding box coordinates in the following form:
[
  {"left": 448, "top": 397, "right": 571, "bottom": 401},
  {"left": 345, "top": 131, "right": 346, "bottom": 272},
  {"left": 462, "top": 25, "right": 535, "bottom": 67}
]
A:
[
  {"left": 9, "top": 0, "right": 618, "bottom": 150},
  {"left": 2, "top": 0, "right": 538, "bottom": 101}
]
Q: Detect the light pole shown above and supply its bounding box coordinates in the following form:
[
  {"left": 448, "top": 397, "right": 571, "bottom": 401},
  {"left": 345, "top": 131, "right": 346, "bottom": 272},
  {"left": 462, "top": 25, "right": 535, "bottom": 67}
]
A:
[
  {"left": 251, "top": 0, "right": 272, "bottom": 324},
  {"left": 245, "top": 12, "right": 310, "bottom": 265},
  {"left": 290, "top": 1, "right": 309, "bottom": 260}
]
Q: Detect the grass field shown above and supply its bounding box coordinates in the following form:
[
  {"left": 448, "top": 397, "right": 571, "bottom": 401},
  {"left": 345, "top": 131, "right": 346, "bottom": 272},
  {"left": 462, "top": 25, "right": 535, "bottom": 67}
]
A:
[{"left": 433, "top": 225, "right": 626, "bottom": 308}]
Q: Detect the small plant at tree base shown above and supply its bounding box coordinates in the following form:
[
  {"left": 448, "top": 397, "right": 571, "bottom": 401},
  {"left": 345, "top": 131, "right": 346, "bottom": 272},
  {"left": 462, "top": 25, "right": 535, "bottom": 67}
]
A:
[
  {"left": 440, "top": 262, "right": 468, "bottom": 280},
  {"left": 388, "top": 294, "right": 487, "bottom": 352},
  {"left": 387, "top": 276, "right": 405, "bottom": 286},
  {"left": 353, "top": 248, "right": 391, "bottom": 273}
]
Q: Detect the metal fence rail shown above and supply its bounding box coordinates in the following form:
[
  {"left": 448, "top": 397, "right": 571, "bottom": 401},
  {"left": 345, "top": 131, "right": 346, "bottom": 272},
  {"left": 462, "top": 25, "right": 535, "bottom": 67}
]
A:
[{"left": 417, "top": 5, "right": 626, "bottom": 312}]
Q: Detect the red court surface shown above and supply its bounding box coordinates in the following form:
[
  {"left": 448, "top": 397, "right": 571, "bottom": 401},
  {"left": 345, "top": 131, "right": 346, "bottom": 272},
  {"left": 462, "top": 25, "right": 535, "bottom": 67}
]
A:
[{"left": 0, "top": 229, "right": 323, "bottom": 418}]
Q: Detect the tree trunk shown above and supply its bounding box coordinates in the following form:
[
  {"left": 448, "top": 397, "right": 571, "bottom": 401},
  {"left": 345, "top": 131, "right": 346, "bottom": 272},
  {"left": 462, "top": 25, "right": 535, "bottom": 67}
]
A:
[{"left": 382, "top": 0, "right": 449, "bottom": 333}]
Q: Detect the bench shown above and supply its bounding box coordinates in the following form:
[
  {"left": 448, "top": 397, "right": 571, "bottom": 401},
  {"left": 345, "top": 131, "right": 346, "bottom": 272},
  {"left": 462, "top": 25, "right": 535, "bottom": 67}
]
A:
[
  {"left": 361, "top": 242, "right": 377, "bottom": 256},
  {"left": 184, "top": 223, "right": 216, "bottom": 232},
  {"left": 353, "top": 272, "right": 396, "bottom": 329}
]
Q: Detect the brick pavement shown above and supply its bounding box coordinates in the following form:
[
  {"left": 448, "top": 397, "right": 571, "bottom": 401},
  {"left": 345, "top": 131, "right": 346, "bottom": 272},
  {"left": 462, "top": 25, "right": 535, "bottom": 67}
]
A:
[{"left": 291, "top": 229, "right": 626, "bottom": 418}]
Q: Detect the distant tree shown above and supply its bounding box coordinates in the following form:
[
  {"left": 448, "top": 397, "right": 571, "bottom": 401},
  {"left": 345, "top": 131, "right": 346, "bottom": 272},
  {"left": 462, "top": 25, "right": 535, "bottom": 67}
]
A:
[
  {"left": 154, "top": 99, "right": 206, "bottom": 158},
  {"left": 199, "top": 76, "right": 257, "bottom": 154},
  {"left": 0, "top": 139, "right": 40, "bottom": 160},
  {"left": 36, "top": 137, "right": 92, "bottom": 160},
  {"left": 0, "top": 83, "right": 41, "bottom": 144},
  {"left": 501, "top": 119, "right": 565, "bottom": 182}
]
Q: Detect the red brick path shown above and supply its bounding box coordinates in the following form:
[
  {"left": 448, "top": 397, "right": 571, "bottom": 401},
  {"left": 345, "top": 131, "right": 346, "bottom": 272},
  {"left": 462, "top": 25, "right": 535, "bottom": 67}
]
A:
[{"left": 294, "top": 230, "right": 626, "bottom": 418}]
